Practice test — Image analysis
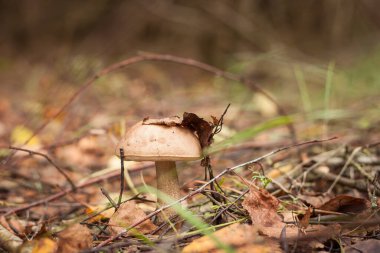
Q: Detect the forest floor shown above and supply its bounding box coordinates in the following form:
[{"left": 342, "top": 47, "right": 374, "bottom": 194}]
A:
[{"left": 0, "top": 52, "right": 379, "bottom": 253}]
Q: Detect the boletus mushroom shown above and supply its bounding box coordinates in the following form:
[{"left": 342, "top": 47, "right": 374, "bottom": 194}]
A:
[{"left": 117, "top": 117, "right": 202, "bottom": 222}]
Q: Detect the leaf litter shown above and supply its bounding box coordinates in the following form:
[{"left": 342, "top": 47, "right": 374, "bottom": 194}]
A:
[{"left": 1, "top": 55, "right": 380, "bottom": 253}]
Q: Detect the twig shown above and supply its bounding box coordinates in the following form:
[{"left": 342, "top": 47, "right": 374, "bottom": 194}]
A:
[
  {"left": 294, "top": 145, "right": 346, "bottom": 192},
  {"left": 211, "top": 103, "right": 230, "bottom": 138},
  {"left": 203, "top": 104, "right": 231, "bottom": 202},
  {"left": 327, "top": 146, "right": 362, "bottom": 194},
  {"left": 209, "top": 188, "right": 249, "bottom": 224},
  {"left": 95, "top": 137, "right": 336, "bottom": 248},
  {"left": 313, "top": 169, "right": 369, "bottom": 192},
  {"left": 2, "top": 53, "right": 297, "bottom": 165},
  {"left": 8, "top": 146, "right": 76, "bottom": 190},
  {"left": 117, "top": 148, "right": 125, "bottom": 207},
  {"left": 366, "top": 141, "right": 380, "bottom": 148},
  {"left": 1, "top": 164, "right": 153, "bottom": 217},
  {"left": 100, "top": 187, "right": 117, "bottom": 210}
]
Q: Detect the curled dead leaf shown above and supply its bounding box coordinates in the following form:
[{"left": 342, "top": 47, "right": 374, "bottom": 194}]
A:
[
  {"left": 142, "top": 116, "right": 182, "bottom": 126},
  {"left": 108, "top": 201, "right": 157, "bottom": 236},
  {"left": 181, "top": 112, "right": 214, "bottom": 148},
  {"left": 318, "top": 195, "right": 370, "bottom": 214}
]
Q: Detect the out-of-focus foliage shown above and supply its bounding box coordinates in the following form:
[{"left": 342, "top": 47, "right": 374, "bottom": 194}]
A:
[{"left": 1, "top": 0, "right": 380, "bottom": 64}]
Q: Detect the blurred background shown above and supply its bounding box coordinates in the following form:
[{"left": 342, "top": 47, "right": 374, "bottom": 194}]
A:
[
  {"left": 1, "top": 0, "right": 380, "bottom": 151},
  {"left": 1, "top": 3, "right": 380, "bottom": 250}
]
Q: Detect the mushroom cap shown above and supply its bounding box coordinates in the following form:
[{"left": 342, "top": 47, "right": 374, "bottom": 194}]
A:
[{"left": 117, "top": 121, "right": 202, "bottom": 161}]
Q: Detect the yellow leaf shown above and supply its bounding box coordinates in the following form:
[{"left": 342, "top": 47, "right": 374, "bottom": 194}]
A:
[
  {"left": 11, "top": 125, "right": 40, "bottom": 146},
  {"left": 31, "top": 238, "right": 57, "bottom": 253},
  {"left": 85, "top": 205, "right": 114, "bottom": 223}
]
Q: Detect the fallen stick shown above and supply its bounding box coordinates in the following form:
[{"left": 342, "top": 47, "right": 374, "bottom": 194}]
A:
[{"left": 8, "top": 146, "right": 76, "bottom": 190}]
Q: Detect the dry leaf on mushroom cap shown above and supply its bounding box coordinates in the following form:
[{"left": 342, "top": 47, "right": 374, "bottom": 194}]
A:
[
  {"left": 143, "top": 116, "right": 182, "bottom": 126},
  {"left": 181, "top": 112, "right": 215, "bottom": 148}
]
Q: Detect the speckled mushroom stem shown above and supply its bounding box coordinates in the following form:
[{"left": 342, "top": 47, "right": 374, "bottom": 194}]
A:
[{"left": 155, "top": 161, "right": 181, "bottom": 222}]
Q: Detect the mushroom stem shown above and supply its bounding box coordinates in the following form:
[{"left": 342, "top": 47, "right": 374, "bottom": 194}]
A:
[{"left": 155, "top": 161, "right": 181, "bottom": 221}]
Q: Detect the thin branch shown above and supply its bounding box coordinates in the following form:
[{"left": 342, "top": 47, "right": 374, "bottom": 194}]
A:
[
  {"left": 100, "top": 187, "right": 118, "bottom": 210},
  {"left": 212, "top": 103, "right": 230, "bottom": 137},
  {"left": 8, "top": 146, "right": 76, "bottom": 190},
  {"left": 209, "top": 188, "right": 249, "bottom": 224},
  {"left": 3, "top": 53, "right": 296, "bottom": 165},
  {"left": 95, "top": 137, "right": 336, "bottom": 248},
  {"left": 327, "top": 146, "right": 362, "bottom": 194},
  {"left": 117, "top": 148, "right": 125, "bottom": 207}
]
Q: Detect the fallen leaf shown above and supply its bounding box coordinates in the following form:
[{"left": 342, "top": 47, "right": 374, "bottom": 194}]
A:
[
  {"left": 242, "top": 186, "right": 297, "bottom": 238},
  {"left": 11, "top": 125, "right": 41, "bottom": 147},
  {"left": 0, "top": 223, "right": 23, "bottom": 252},
  {"left": 31, "top": 238, "right": 58, "bottom": 253},
  {"left": 242, "top": 186, "right": 283, "bottom": 227},
  {"left": 85, "top": 205, "right": 114, "bottom": 223},
  {"left": 19, "top": 238, "right": 58, "bottom": 253},
  {"left": 346, "top": 239, "right": 380, "bottom": 253},
  {"left": 182, "top": 223, "right": 281, "bottom": 253},
  {"left": 318, "top": 195, "right": 370, "bottom": 214},
  {"left": 298, "top": 207, "right": 312, "bottom": 229},
  {"left": 297, "top": 192, "right": 333, "bottom": 207},
  {"left": 108, "top": 201, "right": 157, "bottom": 236},
  {"left": 57, "top": 224, "right": 92, "bottom": 253}
]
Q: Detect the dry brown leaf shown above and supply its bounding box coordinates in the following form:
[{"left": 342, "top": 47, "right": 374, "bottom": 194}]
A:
[
  {"left": 346, "top": 239, "right": 380, "bottom": 253},
  {"left": 242, "top": 186, "right": 283, "bottom": 227},
  {"left": 181, "top": 112, "right": 214, "bottom": 148},
  {"left": 143, "top": 116, "right": 182, "bottom": 126},
  {"left": 297, "top": 193, "right": 333, "bottom": 207},
  {"left": 242, "top": 186, "right": 298, "bottom": 238},
  {"left": 318, "top": 195, "right": 370, "bottom": 214},
  {"left": 182, "top": 223, "right": 281, "bottom": 253},
  {"left": 108, "top": 201, "right": 157, "bottom": 236},
  {"left": 298, "top": 207, "right": 312, "bottom": 229},
  {"left": 57, "top": 224, "right": 92, "bottom": 253}
]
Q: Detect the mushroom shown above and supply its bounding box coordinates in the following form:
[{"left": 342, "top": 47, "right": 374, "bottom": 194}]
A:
[{"left": 117, "top": 119, "right": 202, "bottom": 222}]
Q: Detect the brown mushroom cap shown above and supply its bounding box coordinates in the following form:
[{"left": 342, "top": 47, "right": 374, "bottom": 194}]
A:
[{"left": 117, "top": 121, "right": 202, "bottom": 161}]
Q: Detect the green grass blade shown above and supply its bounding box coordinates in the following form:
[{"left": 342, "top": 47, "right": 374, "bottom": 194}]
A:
[
  {"left": 323, "top": 62, "right": 335, "bottom": 138},
  {"left": 205, "top": 116, "right": 294, "bottom": 155},
  {"left": 294, "top": 65, "right": 312, "bottom": 115},
  {"left": 139, "top": 185, "right": 235, "bottom": 253}
]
